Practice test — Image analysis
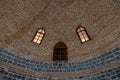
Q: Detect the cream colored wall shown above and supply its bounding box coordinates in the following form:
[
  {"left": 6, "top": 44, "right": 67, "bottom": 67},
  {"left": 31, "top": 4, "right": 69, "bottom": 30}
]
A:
[{"left": 0, "top": 0, "right": 120, "bottom": 63}]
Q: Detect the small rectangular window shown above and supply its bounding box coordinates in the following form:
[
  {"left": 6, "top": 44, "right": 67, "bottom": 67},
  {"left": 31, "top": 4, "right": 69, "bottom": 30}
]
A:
[
  {"left": 32, "top": 28, "right": 45, "bottom": 44},
  {"left": 76, "top": 26, "right": 91, "bottom": 43}
]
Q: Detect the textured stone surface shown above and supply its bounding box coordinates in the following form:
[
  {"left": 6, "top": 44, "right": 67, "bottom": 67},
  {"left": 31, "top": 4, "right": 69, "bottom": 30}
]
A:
[
  {"left": 68, "top": 66, "right": 120, "bottom": 80},
  {"left": 0, "top": 0, "right": 120, "bottom": 62},
  {"left": 0, "top": 66, "right": 55, "bottom": 80},
  {"left": 0, "top": 66, "right": 120, "bottom": 80},
  {"left": 0, "top": 0, "right": 120, "bottom": 79},
  {"left": 0, "top": 47, "right": 120, "bottom": 73}
]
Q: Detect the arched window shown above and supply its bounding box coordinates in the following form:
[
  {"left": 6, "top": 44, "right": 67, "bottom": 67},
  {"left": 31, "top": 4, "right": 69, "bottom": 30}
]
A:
[
  {"left": 53, "top": 42, "right": 68, "bottom": 61},
  {"left": 76, "top": 26, "right": 91, "bottom": 43},
  {"left": 32, "top": 28, "right": 45, "bottom": 44}
]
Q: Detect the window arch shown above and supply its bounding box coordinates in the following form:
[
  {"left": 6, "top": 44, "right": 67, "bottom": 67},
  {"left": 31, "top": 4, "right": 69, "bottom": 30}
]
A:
[
  {"left": 32, "top": 28, "right": 45, "bottom": 44},
  {"left": 76, "top": 26, "right": 91, "bottom": 43},
  {"left": 53, "top": 42, "right": 68, "bottom": 61}
]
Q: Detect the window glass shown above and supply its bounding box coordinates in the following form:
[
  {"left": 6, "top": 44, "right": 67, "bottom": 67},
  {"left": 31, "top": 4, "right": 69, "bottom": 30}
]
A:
[
  {"left": 32, "top": 28, "right": 45, "bottom": 44},
  {"left": 77, "top": 26, "right": 91, "bottom": 43}
]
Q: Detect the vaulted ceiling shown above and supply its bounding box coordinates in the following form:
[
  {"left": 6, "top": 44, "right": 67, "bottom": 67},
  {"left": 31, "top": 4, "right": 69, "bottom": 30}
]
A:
[{"left": 0, "top": 0, "right": 120, "bottom": 62}]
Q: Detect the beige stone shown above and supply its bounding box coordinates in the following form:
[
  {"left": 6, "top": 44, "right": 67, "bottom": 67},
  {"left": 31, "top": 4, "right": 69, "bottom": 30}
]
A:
[{"left": 0, "top": 0, "right": 120, "bottom": 79}]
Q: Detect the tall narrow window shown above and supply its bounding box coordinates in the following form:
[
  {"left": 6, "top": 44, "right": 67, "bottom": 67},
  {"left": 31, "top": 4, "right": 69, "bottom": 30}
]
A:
[
  {"left": 32, "top": 28, "right": 45, "bottom": 44},
  {"left": 53, "top": 42, "right": 68, "bottom": 61},
  {"left": 76, "top": 26, "right": 91, "bottom": 43}
]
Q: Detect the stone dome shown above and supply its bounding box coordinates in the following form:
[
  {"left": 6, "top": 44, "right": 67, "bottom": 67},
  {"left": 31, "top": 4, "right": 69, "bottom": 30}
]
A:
[{"left": 0, "top": 0, "right": 120, "bottom": 80}]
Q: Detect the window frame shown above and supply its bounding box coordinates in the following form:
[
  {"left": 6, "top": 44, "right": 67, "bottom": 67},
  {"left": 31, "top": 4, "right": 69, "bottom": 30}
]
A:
[
  {"left": 32, "top": 28, "right": 45, "bottom": 45},
  {"left": 53, "top": 42, "right": 68, "bottom": 61},
  {"left": 76, "top": 26, "right": 91, "bottom": 43}
]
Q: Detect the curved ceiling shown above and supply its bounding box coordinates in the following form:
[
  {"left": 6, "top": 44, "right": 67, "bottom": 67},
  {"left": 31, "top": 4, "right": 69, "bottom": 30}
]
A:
[{"left": 0, "top": 0, "right": 120, "bottom": 62}]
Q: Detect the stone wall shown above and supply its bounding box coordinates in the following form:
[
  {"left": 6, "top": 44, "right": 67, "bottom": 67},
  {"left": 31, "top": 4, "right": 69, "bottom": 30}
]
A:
[
  {"left": 0, "top": 66, "right": 55, "bottom": 80},
  {"left": 0, "top": 0, "right": 120, "bottom": 62},
  {"left": 0, "top": 47, "right": 120, "bottom": 79},
  {"left": 0, "top": 47, "right": 120, "bottom": 73},
  {"left": 68, "top": 66, "right": 120, "bottom": 80},
  {"left": 0, "top": 65, "right": 120, "bottom": 80},
  {"left": 0, "top": 0, "right": 120, "bottom": 79}
]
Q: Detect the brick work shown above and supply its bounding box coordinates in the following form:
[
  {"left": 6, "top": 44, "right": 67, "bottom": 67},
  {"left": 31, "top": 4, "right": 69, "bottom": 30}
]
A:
[
  {"left": 0, "top": 66, "right": 54, "bottom": 80},
  {"left": 0, "top": 0, "right": 119, "bottom": 62},
  {"left": 0, "top": 66, "right": 120, "bottom": 80},
  {"left": 0, "top": 0, "right": 120, "bottom": 79},
  {"left": 0, "top": 47, "right": 120, "bottom": 73},
  {"left": 69, "top": 66, "right": 120, "bottom": 80}
]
